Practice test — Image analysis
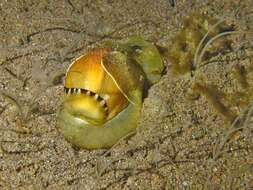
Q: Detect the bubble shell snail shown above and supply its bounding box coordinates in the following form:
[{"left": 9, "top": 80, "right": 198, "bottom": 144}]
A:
[{"left": 57, "top": 36, "right": 164, "bottom": 149}]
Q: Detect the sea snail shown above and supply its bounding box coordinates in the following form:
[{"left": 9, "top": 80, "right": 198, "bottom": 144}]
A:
[{"left": 57, "top": 36, "right": 164, "bottom": 149}]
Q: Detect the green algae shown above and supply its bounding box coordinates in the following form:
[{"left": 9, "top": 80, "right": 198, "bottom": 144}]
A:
[
  {"left": 167, "top": 11, "right": 253, "bottom": 123},
  {"left": 167, "top": 12, "right": 234, "bottom": 74}
]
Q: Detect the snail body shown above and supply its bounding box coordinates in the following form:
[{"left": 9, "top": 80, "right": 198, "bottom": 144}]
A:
[{"left": 57, "top": 37, "right": 164, "bottom": 149}]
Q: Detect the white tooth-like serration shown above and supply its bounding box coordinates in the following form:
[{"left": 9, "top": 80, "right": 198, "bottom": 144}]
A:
[{"left": 67, "top": 88, "right": 71, "bottom": 95}]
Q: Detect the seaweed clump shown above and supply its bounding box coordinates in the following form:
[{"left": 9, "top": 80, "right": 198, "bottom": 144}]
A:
[
  {"left": 228, "top": 64, "right": 253, "bottom": 110},
  {"left": 191, "top": 55, "right": 253, "bottom": 123},
  {"left": 167, "top": 11, "right": 253, "bottom": 124},
  {"left": 192, "top": 83, "right": 237, "bottom": 122},
  {"left": 167, "top": 12, "right": 234, "bottom": 74}
]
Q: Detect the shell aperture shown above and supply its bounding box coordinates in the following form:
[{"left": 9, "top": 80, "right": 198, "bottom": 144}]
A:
[{"left": 64, "top": 48, "right": 129, "bottom": 125}]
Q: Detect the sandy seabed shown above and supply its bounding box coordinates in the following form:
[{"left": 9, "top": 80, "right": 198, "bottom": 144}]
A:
[{"left": 0, "top": 0, "right": 253, "bottom": 189}]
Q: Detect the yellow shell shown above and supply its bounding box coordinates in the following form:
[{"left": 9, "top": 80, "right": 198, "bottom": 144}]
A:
[
  {"left": 57, "top": 36, "right": 164, "bottom": 149},
  {"left": 64, "top": 48, "right": 128, "bottom": 125}
]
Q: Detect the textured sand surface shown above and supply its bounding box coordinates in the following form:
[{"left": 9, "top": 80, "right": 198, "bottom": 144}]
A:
[{"left": 0, "top": 0, "right": 253, "bottom": 189}]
